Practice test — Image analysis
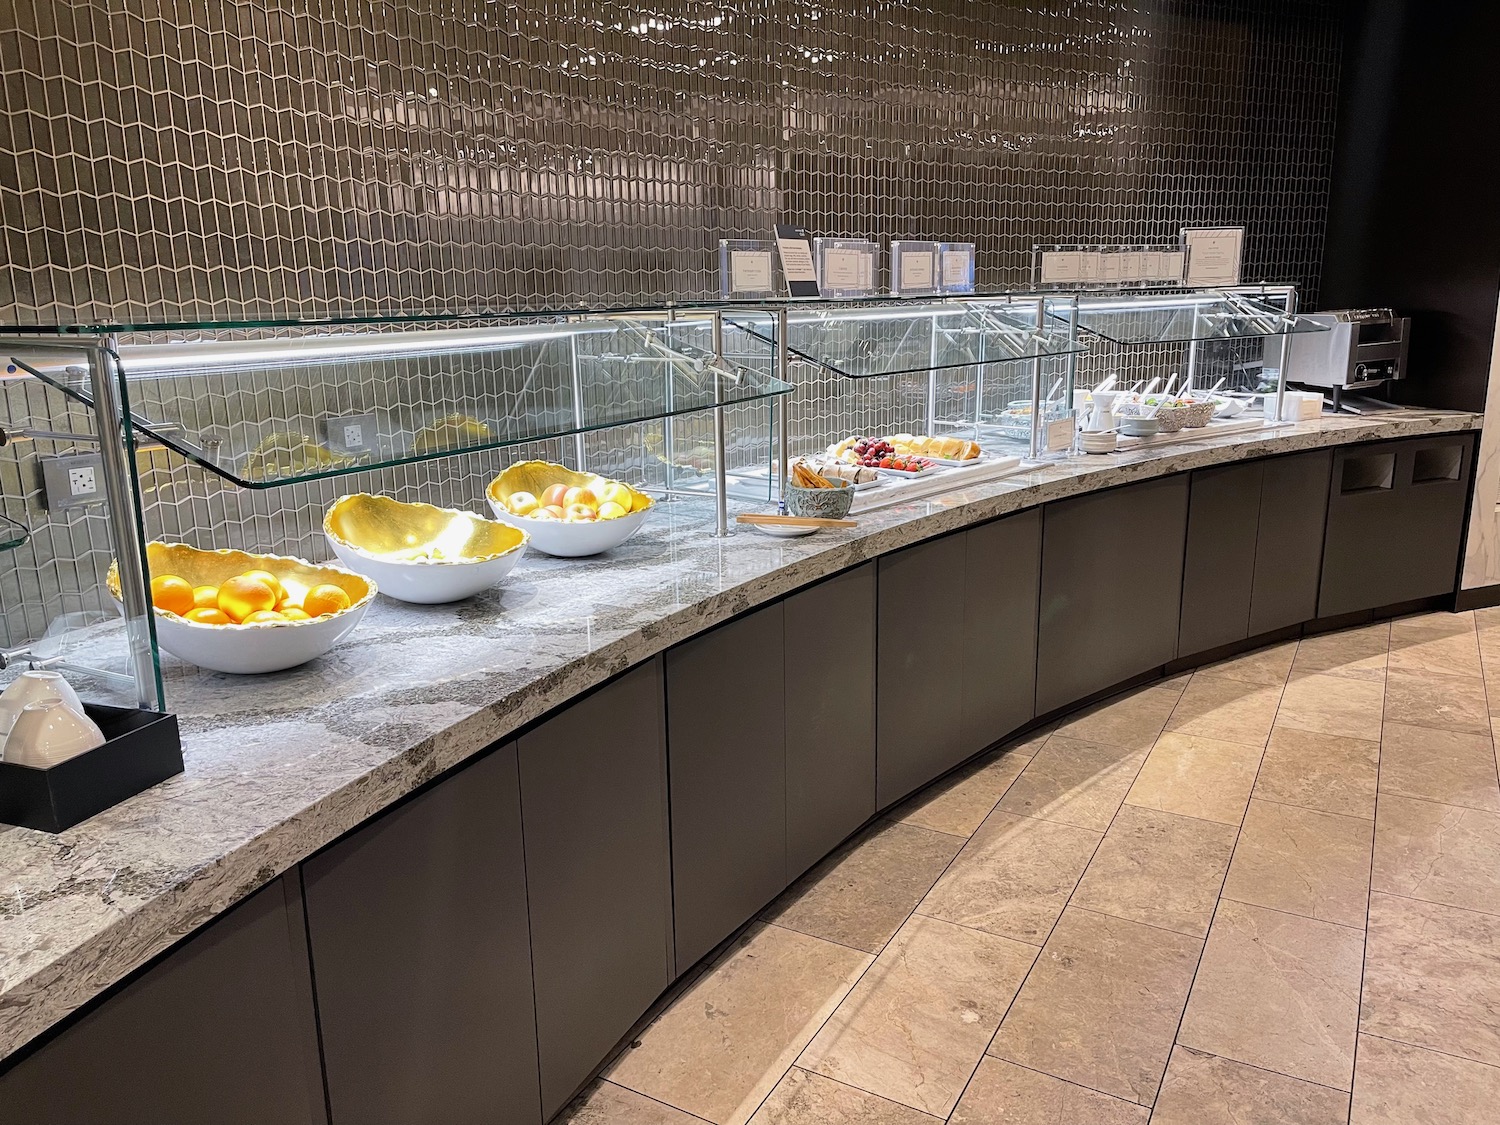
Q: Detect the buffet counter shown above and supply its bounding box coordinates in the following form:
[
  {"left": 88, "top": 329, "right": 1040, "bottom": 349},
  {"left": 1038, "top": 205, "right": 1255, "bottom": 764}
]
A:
[{"left": 0, "top": 410, "right": 1481, "bottom": 1111}]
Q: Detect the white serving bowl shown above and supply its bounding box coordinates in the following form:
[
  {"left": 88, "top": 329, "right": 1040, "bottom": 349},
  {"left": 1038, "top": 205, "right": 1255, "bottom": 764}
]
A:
[
  {"left": 486, "top": 502, "right": 650, "bottom": 558},
  {"left": 323, "top": 494, "right": 528, "bottom": 604},
  {"left": 0, "top": 670, "right": 87, "bottom": 748},
  {"left": 110, "top": 543, "right": 376, "bottom": 675},
  {"left": 486, "top": 461, "right": 654, "bottom": 558},
  {"left": 4, "top": 698, "right": 105, "bottom": 768}
]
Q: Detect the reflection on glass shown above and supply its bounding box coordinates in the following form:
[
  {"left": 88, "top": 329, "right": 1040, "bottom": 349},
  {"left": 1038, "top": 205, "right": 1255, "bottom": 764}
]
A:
[{"left": 1056, "top": 290, "right": 1331, "bottom": 345}]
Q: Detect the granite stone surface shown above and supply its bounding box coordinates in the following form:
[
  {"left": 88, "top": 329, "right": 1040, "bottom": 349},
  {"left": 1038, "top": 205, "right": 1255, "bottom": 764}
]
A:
[{"left": 0, "top": 411, "right": 1479, "bottom": 1064}]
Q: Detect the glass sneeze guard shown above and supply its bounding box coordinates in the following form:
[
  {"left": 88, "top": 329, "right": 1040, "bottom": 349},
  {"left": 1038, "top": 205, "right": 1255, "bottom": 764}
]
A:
[
  {"left": 1054, "top": 290, "right": 1330, "bottom": 345},
  {"left": 7, "top": 316, "right": 790, "bottom": 489}
]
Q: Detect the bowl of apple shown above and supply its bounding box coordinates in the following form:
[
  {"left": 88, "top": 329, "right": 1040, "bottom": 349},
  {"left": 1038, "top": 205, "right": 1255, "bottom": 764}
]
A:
[{"left": 486, "top": 460, "right": 654, "bottom": 557}]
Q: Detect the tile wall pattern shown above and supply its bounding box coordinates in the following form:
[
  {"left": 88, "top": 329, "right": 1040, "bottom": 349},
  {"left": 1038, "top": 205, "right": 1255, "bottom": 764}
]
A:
[{"left": 0, "top": 0, "right": 1342, "bottom": 649}]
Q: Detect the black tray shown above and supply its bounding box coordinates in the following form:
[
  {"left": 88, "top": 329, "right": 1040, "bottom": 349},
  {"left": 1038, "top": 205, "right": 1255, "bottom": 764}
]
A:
[{"left": 0, "top": 704, "right": 183, "bottom": 832}]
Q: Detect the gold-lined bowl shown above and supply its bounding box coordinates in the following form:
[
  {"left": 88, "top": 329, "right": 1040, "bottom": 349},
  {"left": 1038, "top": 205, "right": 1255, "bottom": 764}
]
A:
[
  {"left": 486, "top": 461, "right": 653, "bottom": 558},
  {"left": 323, "top": 493, "right": 528, "bottom": 603},
  {"left": 109, "top": 543, "right": 375, "bottom": 674}
]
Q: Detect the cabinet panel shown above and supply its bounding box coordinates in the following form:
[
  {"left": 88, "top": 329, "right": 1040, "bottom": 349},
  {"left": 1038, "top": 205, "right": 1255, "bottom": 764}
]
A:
[
  {"left": 877, "top": 533, "right": 968, "bottom": 808},
  {"left": 1037, "top": 476, "right": 1190, "bottom": 714},
  {"left": 667, "top": 604, "right": 787, "bottom": 973},
  {"left": 520, "top": 659, "right": 672, "bottom": 1119},
  {"left": 303, "top": 744, "right": 540, "bottom": 1125},
  {"left": 0, "top": 877, "right": 325, "bottom": 1125},
  {"left": 1178, "top": 462, "right": 1262, "bottom": 658},
  {"left": 1250, "top": 450, "right": 1332, "bottom": 635},
  {"left": 785, "top": 564, "right": 877, "bottom": 879},
  {"left": 962, "top": 510, "right": 1042, "bottom": 755},
  {"left": 1320, "top": 436, "right": 1473, "bottom": 617}
]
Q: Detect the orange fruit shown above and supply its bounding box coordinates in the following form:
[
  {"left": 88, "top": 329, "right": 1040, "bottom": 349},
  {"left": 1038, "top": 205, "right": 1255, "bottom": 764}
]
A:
[
  {"left": 218, "top": 575, "right": 277, "bottom": 622},
  {"left": 241, "top": 609, "right": 287, "bottom": 625},
  {"left": 192, "top": 584, "right": 220, "bottom": 610},
  {"left": 302, "top": 584, "right": 351, "bottom": 618},
  {"left": 185, "top": 607, "right": 231, "bottom": 625},
  {"left": 275, "top": 595, "right": 301, "bottom": 612},
  {"left": 280, "top": 606, "right": 312, "bottom": 621},
  {"left": 243, "top": 569, "right": 284, "bottom": 600},
  {"left": 150, "top": 574, "right": 195, "bottom": 616}
]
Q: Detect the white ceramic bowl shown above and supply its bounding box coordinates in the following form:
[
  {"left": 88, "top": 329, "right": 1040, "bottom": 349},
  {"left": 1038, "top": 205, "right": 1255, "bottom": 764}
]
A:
[
  {"left": 0, "top": 670, "right": 86, "bottom": 748},
  {"left": 110, "top": 543, "right": 376, "bottom": 675},
  {"left": 486, "top": 502, "right": 650, "bottom": 557},
  {"left": 4, "top": 698, "right": 105, "bottom": 768},
  {"left": 323, "top": 494, "right": 528, "bottom": 604}
]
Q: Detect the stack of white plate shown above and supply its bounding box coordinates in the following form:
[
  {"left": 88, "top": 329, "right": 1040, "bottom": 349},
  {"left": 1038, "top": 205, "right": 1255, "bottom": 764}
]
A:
[{"left": 1079, "top": 431, "right": 1119, "bottom": 454}]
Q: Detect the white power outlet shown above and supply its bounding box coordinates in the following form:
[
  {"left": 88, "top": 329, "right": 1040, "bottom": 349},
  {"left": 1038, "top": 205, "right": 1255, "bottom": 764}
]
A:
[
  {"left": 322, "top": 413, "right": 379, "bottom": 454},
  {"left": 68, "top": 465, "right": 97, "bottom": 496},
  {"left": 343, "top": 423, "right": 364, "bottom": 449}
]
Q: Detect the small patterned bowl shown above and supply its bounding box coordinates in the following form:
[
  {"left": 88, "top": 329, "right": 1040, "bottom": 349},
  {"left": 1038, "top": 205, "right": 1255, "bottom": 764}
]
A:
[{"left": 785, "top": 479, "right": 854, "bottom": 520}]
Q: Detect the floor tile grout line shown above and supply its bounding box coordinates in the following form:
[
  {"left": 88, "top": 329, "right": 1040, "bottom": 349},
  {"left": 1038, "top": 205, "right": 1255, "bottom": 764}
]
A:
[
  {"left": 1347, "top": 624, "right": 1393, "bottom": 1125},
  {"left": 967, "top": 721, "right": 1170, "bottom": 1112},
  {"left": 1248, "top": 791, "right": 1377, "bottom": 824},
  {"left": 1372, "top": 787, "right": 1500, "bottom": 816},
  {"left": 1153, "top": 654, "right": 1299, "bottom": 1109},
  {"left": 600, "top": 1080, "right": 720, "bottom": 1124},
  {"left": 1357, "top": 1031, "right": 1500, "bottom": 1075},
  {"left": 976, "top": 1050, "right": 1161, "bottom": 1111},
  {"left": 744, "top": 752, "right": 1043, "bottom": 1125},
  {"left": 1215, "top": 893, "right": 1368, "bottom": 934}
]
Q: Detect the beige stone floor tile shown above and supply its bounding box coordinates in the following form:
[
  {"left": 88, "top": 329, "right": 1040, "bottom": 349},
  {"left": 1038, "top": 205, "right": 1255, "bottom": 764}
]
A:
[
  {"left": 1198, "top": 641, "right": 1298, "bottom": 687},
  {"left": 916, "top": 810, "right": 1100, "bottom": 945},
  {"left": 1391, "top": 611, "right": 1474, "bottom": 640},
  {"left": 1362, "top": 892, "right": 1500, "bottom": 1068},
  {"left": 1372, "top": 794, "right": 1500, "bottom": 915},
  {"left": 989, "top": 907, "right": 1202, "bottom": 1105},
  {"left": 995, "top": 734, "right": 1146, "bottom": 832},
  {"left": 1179, "top": 899, "right": 1363, "bottom": 1090},
  {"left": 1124, "top": 732, "right": 1263, "bottom": 826},
  {"left": 558, "top": 1081, "right": 710, "bottom": 1125},
  {"left": 1384, "top": 672, "right": 1491, "bottom": 735},
  {"left": 1253, "top": 726, "right": 1379, "bottom": 819},
  {"left": 1275, "top": 673, "right": 1385, "bottom": 742},
  {"left": 1152, "top": 1046, "right": 1350, "bottom": 1125},
  {"left": 799, "top": 914, "right": 1036, "bottom": 1118},
  {"left": 1052, "top": 681, "right": 1184, "bottom": 751},
  {"left": 1351, "top": 1034, "right": 1500, "bottom": 1125},
  {"left": 1388, "top": 620, "right": 1483, "bottom": 680},
  {"left": 1165, "top": 676, "right": 1283, "bottom": 747},
  {"left": 1222, "top": 799, "right": 1373, "bottom": 928},
  {"left": 895, "top": 743, "right": 1035, "bottom": 838},
  {"left": 765, "top": 821, "right": 963, "bottom": 954},
  {"left": 1379, "top": 721, "right": 1500, "bottom": 812},
  {"left": 949, "top": 1056, "right": 1148, "bottom": 1125},
  {"left": 1070, "top": 804, "right": 1237, "bottom": 937},
  {"left": 747, "top": 1068, "right": 940, "bottom": 1125},
  {"left": 1292, "top": 625, "right": 1390, "bottom": 683},
  {"left": 607, "top": 923, "right": 872, "bottom": 1124}
]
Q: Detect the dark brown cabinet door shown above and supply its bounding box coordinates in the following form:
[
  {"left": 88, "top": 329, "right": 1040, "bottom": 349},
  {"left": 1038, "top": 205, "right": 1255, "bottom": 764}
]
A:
[
  {"left": 0, "top": 877, "right": 326, "bottom": 1125},
  {"left": 785, "top": 564, "right": 877, "bottom": 879},
  {"left": 1250, "top": 450, "right": 1332, "bottom": 635},
  {"left": 877, "top": 533, "right": 968, "bottom": 808},
  {"left": 666, "top": 603, "right": 787, "bottom": 973},
  {"left": 962, "top": 509, "right": 1042, "bottom": 756},
  {"left": 1037, "top": 476, "right": 1190, "bottom": 714},
  {"left": 302, "top": 744, "right": 540, "bottom": 1125},
  {"left": 520, "top": 659, "right": 673, "bottom": 1119},
  {"left": 1178, "top": 462, "right": 1263, "bottom": 658}
]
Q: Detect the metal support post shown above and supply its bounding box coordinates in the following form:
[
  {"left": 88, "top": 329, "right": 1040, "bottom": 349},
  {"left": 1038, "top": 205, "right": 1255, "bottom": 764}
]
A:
[
  {"left": 1028, "top": 297, "right": 1045, "bottom": 459},
  {"left": 568, "top": 324, "right": 586, "bottom": 468},
  {"left": 776, "top": 307, "right": 789, "bottom": 505},
  {"left": 711, "top": 311, "right": 729, "bottom": 537}
]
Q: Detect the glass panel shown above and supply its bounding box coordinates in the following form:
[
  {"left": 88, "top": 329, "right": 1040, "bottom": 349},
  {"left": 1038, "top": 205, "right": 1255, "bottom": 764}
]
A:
[
  {"left": 8, "top": 317, "right": 789, "bottom": 489},
  {"left": 0, "top": 513, "right": 27, "bottom": 551},
  {"left": 728, "top": 300, "right": 1083, "bottom": 380},
  {"left": 1057, "top": 290, "right": 1331, "bottom": 345}
]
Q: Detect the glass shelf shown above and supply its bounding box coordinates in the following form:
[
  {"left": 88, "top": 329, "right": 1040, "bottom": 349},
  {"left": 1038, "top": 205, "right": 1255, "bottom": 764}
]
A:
[
  {"left": 6, "top": 316, "right": 791, "bottom": 489},
  {"left": 727, "top": 300, "right": 1085, "bottom": 380},
  {"left": 0, "top": 513, "right": 28, "bottom": 551},
  {"left": 1055, "top": 290, "right": 1330, "bottom": 345}
]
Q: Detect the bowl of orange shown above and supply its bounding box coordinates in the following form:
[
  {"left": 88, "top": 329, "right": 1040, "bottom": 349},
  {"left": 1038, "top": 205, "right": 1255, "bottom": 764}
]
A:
[{"left": 109, "top": 542, "right": 376, "bottom": 674}]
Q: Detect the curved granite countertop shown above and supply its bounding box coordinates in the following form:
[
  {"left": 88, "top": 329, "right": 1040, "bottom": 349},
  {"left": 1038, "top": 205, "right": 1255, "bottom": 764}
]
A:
[{"left": 0, "top": 409, "right": 1482, "bottom": 1062}]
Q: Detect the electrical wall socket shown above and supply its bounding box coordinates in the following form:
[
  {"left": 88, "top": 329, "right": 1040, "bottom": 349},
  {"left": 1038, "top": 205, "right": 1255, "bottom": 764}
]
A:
[
  {"left": 40, "top": 452, "right": 107, "bottom": 512},
  {"left": 321, "top": 413, "right": 380, "bottom": 454}
]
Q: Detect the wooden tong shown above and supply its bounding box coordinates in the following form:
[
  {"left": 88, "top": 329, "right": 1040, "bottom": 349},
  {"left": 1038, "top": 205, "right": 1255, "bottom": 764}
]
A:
[{"left": 736, "top": 513, "right": 858, "bottom": 529}]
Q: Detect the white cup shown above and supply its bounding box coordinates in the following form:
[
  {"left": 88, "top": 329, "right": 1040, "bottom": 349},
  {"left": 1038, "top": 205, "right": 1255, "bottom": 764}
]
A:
[
  {"left": 0, "top": 671, "right": 88, "bottom": 758},
  {"left": 4, "top": 698, "right": 106, "bottom": 768}
]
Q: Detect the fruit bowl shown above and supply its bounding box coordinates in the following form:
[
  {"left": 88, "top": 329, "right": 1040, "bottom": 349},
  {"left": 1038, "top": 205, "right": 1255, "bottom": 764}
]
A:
[
  {"left": 323, "top": 494, "right": 527, "bottom": 604},
  {"left": 108, "top": 543, "right": 375, "bottom": 674},
  {"left": 486, "top": 461, "right": 653, "bottom": 558}
]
